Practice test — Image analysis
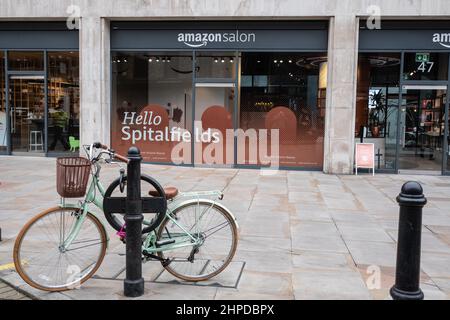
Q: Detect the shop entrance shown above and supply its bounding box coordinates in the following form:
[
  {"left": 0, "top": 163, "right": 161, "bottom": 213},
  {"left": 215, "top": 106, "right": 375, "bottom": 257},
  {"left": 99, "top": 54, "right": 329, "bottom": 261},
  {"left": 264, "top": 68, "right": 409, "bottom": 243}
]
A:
[
  {"left": 398, "top": 85, "right": 448, "bottom": 173},
  {"left": 9, "top": 75, "right": 46, "bottom": 154}
]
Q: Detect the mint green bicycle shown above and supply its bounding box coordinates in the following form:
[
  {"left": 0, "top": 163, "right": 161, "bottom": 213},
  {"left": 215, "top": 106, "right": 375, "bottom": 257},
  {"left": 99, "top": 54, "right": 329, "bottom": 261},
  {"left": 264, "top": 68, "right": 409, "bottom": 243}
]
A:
[{"left": 13, "top": 142, "right": 239, "bottom": 292}]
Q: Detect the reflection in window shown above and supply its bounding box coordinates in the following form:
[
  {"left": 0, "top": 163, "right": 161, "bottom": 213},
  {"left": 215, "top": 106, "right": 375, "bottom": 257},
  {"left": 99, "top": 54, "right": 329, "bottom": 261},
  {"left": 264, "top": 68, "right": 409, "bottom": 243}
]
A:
[
  {"left": 356, "top": 53, "right": 401, "bottom": 170},
  {"left": 111, "top": 52, "right": 193, "bottom": 163},
  {"left": 195, "top": 52, "right": 236, "bottom": 79},
  {"left": 238, "top": 52, "right": 327, "bottom": 168},
  {"left": 47, "top": 52, "right": 80, "bottom": 152},
  {"left": 8, "top": 51, "right": 44, "bottom": 71}
]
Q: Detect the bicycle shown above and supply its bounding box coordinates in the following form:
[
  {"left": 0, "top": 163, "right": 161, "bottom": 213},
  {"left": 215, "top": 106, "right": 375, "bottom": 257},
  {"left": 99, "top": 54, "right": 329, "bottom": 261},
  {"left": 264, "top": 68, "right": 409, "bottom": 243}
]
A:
[{"left": 13, "top": 142, "right": 239, "bottom": 292}]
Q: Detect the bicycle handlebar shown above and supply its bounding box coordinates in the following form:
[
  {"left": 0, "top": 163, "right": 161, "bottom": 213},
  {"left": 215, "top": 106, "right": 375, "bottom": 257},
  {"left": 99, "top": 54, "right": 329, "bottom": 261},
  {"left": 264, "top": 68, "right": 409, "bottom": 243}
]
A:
[{"left": 92, "top": 142, "right": 129, "bottom": 164}]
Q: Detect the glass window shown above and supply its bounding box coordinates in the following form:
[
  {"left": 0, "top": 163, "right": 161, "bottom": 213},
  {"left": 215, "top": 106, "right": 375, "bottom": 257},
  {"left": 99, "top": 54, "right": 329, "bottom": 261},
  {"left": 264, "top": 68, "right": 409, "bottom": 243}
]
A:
[
  {"left": 47, "top": 51, "right": 80, "bottom": 153},
  {"left": 238, "top": 52, "right": 327, "bottom": 168},
  {"left": 195, "top": 52, "right": 236, "bottom": 79},
  {"left": 111, "top": 52, "right": 193, "bottom": 164},
  {"left": 8, "top": 51, "right": 44, "bottom": 71},
  {"left": 356, "top": 53, "right": 401, "bottom": 170},
  {"left": 403, "top": 52, "right": 448, "bottom": 81},
  {"left": 0, "top": 52, "right": 6, "bottom": 152}
]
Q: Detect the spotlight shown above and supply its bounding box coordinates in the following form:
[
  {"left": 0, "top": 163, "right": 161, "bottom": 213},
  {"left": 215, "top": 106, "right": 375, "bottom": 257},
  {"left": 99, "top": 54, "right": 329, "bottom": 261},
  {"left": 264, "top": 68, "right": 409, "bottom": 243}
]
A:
[
  {"left": 214, "top": 58, "right": 219, "bottom": 63},
  {"left": 221, "top": 58, "right": 225, "bottom": 63},
  {"left": 280, "top": 60, "right": 284, "bottom": 64},
  {"left": 230, "top": 58, "right": 234, "bottom": 63},
  {"left": 148, "top": 58, "right": 153, "bottom": 62},
  {"left": 117, "top": 59, "right": 121, "bottom": 63},
  {"left": 162, "top": 57, "right": 166, "bottom": 63},
  {"left": 156, "top": 57, "right": 160, "bottom": 62},
  {"left": 123, "top": 59, "right": 128, "bottom": 63},
  {"left": 167, "top": 57, "right": 171, "bottom": 63},
  {"left": 288, "top": 59, "right": 293, "bottom": 63},
  {"left": 274, "top": 60, "right": 278, "bottom": 63},
  {"left": 257, "top": 60, "right": 261, "bottom": 63}
]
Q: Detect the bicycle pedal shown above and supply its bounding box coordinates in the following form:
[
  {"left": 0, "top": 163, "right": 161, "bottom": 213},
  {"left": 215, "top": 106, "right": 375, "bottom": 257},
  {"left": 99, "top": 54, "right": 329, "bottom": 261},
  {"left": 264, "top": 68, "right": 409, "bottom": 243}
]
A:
[{"left": 156, "top": 239, "right": 176, "bottom": 247}]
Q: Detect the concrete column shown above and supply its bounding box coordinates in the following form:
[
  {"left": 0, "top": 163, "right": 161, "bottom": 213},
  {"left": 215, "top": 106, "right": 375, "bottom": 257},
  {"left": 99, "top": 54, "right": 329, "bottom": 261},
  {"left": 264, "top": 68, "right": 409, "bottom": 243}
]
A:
[
  {"left": 79, "top": 15, "right": 110, "bottom": 147},
  {"left": 323, "top": 15, "right": 359, "bottom": 174}
]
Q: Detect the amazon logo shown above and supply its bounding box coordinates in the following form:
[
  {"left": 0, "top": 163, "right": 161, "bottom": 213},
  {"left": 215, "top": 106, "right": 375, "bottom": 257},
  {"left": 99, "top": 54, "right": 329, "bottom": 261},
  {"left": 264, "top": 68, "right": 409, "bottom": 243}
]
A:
[
  {"left": 177, "top": 31, "right": 256, "bottom": 48},
  {"left": 433, "top": 33, "right": 450, "bottom": 49}
]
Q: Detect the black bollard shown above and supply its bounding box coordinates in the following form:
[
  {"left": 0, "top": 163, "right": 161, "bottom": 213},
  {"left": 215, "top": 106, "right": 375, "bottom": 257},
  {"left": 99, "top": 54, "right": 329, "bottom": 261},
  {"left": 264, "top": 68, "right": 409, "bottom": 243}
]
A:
[
  {"left": 390, "top": 181, "right": 427, "bottom": 300},
  {"left": 124, "top": 147, "right": 145, "bottom": 297}
]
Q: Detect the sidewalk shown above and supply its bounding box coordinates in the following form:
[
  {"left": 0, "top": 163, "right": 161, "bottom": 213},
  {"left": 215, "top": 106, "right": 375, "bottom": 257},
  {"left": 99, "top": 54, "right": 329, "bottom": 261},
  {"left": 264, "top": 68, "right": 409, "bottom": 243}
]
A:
[{"left": 1, "top": 156, "right": 450, "bottom": 300}]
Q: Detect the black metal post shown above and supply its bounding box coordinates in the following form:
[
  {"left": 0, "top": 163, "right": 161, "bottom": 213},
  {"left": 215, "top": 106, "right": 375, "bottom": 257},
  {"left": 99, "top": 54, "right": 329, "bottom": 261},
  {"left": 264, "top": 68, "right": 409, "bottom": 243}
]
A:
[
  {"left": 390, "top": 181, "right": 427, "bottom": 300},
  {"left": 124, "top": 147, "right": 144, "bottom": 297}
]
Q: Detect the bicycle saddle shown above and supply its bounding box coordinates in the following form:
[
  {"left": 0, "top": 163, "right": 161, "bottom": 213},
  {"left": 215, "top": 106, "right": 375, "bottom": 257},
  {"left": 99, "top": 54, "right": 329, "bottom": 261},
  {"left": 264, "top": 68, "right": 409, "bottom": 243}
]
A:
[{"left": 149, "top": 186, "right": 178, "bottom": 200}]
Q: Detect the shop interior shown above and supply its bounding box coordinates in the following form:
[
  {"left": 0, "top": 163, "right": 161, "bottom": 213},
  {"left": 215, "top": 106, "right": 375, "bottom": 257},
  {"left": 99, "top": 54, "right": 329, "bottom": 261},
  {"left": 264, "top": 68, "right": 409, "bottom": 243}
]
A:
[
  {"left": 111, "top": 51, "right": 327, "bottom": 168},
  {"left": 0, "top": 51, "right": 80, "bottom": 155}
]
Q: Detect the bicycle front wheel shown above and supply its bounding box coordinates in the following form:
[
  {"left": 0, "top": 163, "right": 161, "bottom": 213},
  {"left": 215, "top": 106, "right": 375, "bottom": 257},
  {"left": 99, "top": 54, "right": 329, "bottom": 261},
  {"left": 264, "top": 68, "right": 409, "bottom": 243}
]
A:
[
  {"left": 156, "top": 201, "right": 238, "bottom": 282},
  {"left": 13, "top": 207, "right": 107, "bottom": 292}
]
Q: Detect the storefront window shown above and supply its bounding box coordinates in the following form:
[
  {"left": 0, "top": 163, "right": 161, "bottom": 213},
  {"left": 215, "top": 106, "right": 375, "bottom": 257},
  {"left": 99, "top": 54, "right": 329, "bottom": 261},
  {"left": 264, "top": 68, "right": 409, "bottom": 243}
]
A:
[
  {"left": 356, "top": 53, "right": 401, "bottom": 170},
  {"left": 0, "top": 52, "right": 6, "bottom": 152},
  {"left": 111, "top": 52, "right": 193, "bottom": 163},
  {"left": 8, "top": 51, "right": 44, "bottom": 71},
  {"left": 403, "top": 53, "right": 448, "bottom": 81},
  {"left": 47, "top": 51, "right": 80, "bottom": 153},
  {"left": 238, "top": 52, "right": 326, "bottom": 168}
]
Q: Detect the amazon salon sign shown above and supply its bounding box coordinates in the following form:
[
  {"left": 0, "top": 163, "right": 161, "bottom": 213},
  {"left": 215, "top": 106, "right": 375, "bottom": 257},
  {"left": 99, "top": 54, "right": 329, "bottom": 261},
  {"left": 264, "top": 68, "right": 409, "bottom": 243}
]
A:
[{"left": 110, "top": 21, "right": 328, "bottom": 50}]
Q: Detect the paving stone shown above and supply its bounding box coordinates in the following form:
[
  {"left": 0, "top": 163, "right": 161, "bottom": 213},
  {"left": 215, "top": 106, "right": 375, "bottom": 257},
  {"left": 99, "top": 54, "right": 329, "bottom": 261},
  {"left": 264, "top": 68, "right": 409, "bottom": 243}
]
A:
[{"left": 292, "top": 269, "right": 371, "bottom": 300}]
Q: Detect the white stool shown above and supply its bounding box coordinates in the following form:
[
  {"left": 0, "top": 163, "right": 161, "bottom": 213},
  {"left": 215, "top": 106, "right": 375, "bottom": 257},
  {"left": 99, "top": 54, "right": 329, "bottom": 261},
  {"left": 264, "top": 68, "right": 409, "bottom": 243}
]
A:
[{"left": 29, "top": 131, "right": 44, "bottom": 152}]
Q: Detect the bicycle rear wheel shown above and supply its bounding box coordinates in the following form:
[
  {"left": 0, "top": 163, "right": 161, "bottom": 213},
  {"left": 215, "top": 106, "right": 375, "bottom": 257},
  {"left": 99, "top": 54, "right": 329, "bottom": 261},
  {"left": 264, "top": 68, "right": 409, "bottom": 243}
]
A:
[
  {"left": 13, "top": 207, "right": 107, "bottom": 292},
  {"left": 156, "top": 201, "right": 238, "bottom": 282}
]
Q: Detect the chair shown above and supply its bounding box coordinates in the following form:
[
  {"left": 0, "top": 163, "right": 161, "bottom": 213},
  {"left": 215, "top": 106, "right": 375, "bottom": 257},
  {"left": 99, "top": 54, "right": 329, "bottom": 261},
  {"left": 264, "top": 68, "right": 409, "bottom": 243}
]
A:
[
  {"left": 69, "top": 136, "right": 80, "bottom": 152},
  {"left": 29, "top": 131, "right": 44, "bottom": 152}
]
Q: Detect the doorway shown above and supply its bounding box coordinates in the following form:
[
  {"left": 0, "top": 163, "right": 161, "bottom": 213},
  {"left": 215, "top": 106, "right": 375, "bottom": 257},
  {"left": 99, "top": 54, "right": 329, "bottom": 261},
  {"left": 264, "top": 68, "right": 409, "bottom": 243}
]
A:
[
  {"left": 9, "top": 75, "right": 46, "bottom": 154},
  {"left": 398, "top": 85, "right": 448, "bottom": 173}
]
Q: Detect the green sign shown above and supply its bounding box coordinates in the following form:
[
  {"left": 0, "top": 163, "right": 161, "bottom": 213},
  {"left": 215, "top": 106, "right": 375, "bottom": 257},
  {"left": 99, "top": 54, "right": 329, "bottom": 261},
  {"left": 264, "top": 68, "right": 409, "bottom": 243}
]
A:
[{"left": 416, "top": 53, "right": 430, "bottom": 63}]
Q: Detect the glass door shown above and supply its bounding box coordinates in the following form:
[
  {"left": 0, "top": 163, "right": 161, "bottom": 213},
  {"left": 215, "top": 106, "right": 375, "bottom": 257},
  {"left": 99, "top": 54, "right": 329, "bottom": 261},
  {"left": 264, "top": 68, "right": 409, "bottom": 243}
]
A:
[
  {"left": 194, "top": 83, "right": 236, "bottom": 165},
  {"left": 193, "top": 51, "right": 237, "bottom": 166},
  {"left": 398, "top": 85, "right": 447, "bottom": 172},
  {"left": 9, "top": 75, "right": 45, "bottom": 154}
]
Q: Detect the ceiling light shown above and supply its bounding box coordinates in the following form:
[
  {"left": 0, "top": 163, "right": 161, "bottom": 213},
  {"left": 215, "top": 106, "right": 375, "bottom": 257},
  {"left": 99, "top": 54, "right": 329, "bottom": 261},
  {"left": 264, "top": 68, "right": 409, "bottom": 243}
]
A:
[
  {"left": 288, "top": 59, "right": 293, "bottom": 63},
  {"left": 280, "top": 60, "right": 284, "bottom": 64},
  {"left": 167, "top": 57, "right": 171, "bottom": 63},
  {"left": 156, "top": 57, "right": 160, "bottom": 62},
  {"left": 230, "top": 58, "right": 234, "bottom": 63},
  {"left": 148, "top": 58, "right": 153, "bottom": 62},
  {"left": 257, "top": 60, "right": 261, "bottom": 63},
  {"left": 214, "top": 58, "right": 219, "bottom": 63},
  {"left": 221, "top": 58, "right": 225, "bottom": 63},
  {"left": 274, "top": 60, "right": 278, "bottom": 63}
]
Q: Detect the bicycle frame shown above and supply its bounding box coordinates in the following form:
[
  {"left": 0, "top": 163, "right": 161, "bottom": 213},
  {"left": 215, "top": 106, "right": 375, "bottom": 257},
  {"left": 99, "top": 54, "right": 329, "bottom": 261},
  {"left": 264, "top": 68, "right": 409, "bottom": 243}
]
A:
[
  {"left": 58, "top": 164, "right": 230, "bottom": 257},
  {"left": 59, "top": 173, "right": 106, "bottom": 251}
]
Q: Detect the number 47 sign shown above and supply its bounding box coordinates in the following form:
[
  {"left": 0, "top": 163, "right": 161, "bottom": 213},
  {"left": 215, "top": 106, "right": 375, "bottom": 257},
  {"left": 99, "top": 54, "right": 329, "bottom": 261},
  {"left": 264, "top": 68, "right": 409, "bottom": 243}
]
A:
[{"left": 416, "top": 53, "right": 434, "bottom": 73}]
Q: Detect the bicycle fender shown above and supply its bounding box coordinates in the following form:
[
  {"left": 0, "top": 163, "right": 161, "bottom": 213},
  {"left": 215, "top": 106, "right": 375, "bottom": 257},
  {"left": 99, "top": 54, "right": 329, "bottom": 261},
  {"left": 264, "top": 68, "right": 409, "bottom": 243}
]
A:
[{"left": 173, "top": 198, "right": 239, "bottom": 229}]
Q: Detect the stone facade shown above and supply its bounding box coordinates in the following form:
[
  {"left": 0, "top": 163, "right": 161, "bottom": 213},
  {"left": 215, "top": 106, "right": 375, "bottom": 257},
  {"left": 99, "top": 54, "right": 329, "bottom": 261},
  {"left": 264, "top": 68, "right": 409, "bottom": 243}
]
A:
[{"left": 1, "top": 0, "right": 450, "bottom": 174}]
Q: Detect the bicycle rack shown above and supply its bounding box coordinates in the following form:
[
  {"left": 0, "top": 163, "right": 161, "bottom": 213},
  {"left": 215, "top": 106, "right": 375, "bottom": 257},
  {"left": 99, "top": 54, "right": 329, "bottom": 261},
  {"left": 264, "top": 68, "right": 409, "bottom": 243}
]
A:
[{"left": 102, "top": 147, "right": 167, "bottom": 298}]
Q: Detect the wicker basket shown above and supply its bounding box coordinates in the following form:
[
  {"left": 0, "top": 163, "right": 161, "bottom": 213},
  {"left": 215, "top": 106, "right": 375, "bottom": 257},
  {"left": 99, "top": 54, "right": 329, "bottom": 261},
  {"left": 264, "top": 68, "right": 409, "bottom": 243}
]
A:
[{"left": 56, "top": 157, "right": 91, "bottom": 198}]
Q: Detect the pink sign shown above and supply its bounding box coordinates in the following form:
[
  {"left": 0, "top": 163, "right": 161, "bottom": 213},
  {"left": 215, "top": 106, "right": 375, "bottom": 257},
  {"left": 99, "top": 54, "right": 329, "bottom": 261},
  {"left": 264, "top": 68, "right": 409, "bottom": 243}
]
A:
[{"left": 355, "top": 143, "right": 374, "bottom": 175}]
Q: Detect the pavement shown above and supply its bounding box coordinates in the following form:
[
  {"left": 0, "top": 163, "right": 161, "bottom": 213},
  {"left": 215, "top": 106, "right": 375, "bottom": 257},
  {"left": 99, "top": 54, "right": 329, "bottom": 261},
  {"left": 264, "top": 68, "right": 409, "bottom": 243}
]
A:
[{"left": 1, "top": 155, "right": 450, "bottom": 300}]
